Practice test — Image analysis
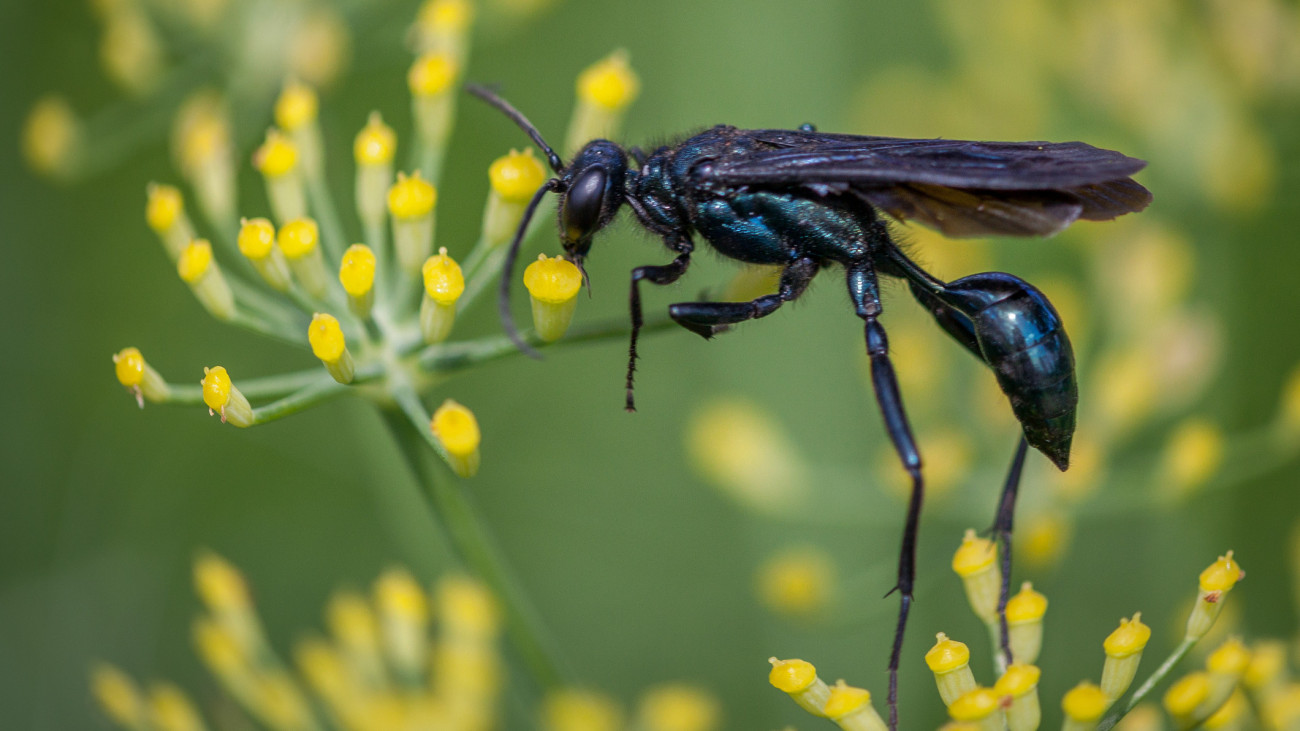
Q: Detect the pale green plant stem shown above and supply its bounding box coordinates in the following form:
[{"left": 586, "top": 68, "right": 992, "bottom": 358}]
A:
[
  {"left": 417, "top": 314, "right": 675, "bottom": 372},
  {"left": 383, "top": 387, "right": 570, "bottom": 691},
  {"left": 228, "top": 308, "right": 309, "bottom": 346},
  {"left": 248, "top": 378, "right": 356, "bottom": 425},
  {"left": 306, "top": 173, "right": 349, "bottom": 266},
  {"left": 1096, "top": 638, "right": 1197, "bottom": 730},
  {"left": 163, "top": 363, "right": 383, "bottom": 404}
]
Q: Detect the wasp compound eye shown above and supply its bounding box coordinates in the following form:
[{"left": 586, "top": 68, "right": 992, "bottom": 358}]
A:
[{"left": 562, "top": 167, "right": 608, "bottom": 245}]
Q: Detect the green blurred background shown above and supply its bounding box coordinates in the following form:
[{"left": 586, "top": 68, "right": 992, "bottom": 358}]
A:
[{"left": 3, "top": 0, "right": 1299, "bottom": 728}]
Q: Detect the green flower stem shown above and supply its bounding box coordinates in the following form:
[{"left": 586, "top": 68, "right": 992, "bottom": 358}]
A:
[
  {"left": 1097, "top": 637, "right": 1197, "bottom": 730},
  {"left": 306, "top": 172, "right": 348, "bottom": 266},
  {"left": 458, "top": 242, "right": 507, "bottom": 313},
  {"left": 248, "top": 378, "right": 355, "bottom": 425},
  {"left": 165, "top": 367, "right": 376, "bottom": 405},
  {"left": 227, "top": 276, "right": 310, "bottom": 327},
  {"left": 228, "top": 308, "right": 310, "bottom": 346},
  {"left": 416, "top": 314, "right": 676, "bottom": 373},
  {"left": 384, "top": 387, "right": 571, "bottom": 691}
]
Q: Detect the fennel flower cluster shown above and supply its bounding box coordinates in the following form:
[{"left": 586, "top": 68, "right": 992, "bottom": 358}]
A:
[
  {"left": 92, "top": 554, "right": 722, "bottom": 731},
  {"left": 770, "top": 541, "right": 1248, "bottom": 730},
  {"left": 108, "top": 4, "right": 643, "bottom": 484}
]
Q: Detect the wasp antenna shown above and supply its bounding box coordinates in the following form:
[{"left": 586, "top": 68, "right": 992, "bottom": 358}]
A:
[
  {"left": 499, "top": 179, "right": 558, "bottom": 359},
  {"left": 467, "top": 83, "right": 565, "bottom": 173}
]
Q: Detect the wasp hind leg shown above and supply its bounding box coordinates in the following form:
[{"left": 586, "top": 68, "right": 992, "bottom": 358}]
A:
[
  {"left": 847, "top": 260, "right": 922, "bottom": 731},
  {"left": 667, "top": 257, "right": 819, "bottom": 339}
]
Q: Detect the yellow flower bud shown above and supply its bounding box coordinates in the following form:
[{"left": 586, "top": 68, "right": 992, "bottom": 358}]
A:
[
  {"left": 1061, "top": 682, "right": 1108, "bottom": 731},
  {"left": 420, "top": 248, "right": 464, "bottom": 344},
  {"left": 1005, "top": 581, "right": 1047, "bottom": 665},
  {"left": 952, "top": 529, "right": 1000, "bottom": 626},
  {"left": 431, "top": 399, "right": 481, "bottom": 478},
  {"left": 90, "top": 664, "right": 144, "bottom": 727},
  {"left": 238, "top": 217, "right": 291, "bottom": 292},
  {"left": 145, "top": 183, "right": 194, "bottom": 260},
  {"left": 1187, "top": 552, "right": 1244, "bottom": 641},
  {"left": 948, "top": 687, "right": 1002, "bottom": 731},
  {"left": 542, "top": 688, "right": 624, "bottom": 731},
  {"left": 112, "top": 347, "right": 169, "bottom": 407},
  {"left": 201, "top": 366, "right": 253, "bottom": 427},
  {"left": 566, "top": 49, "right": 640, "bottom": 155},
  {"left": 636, "top": 684, "right": 721, "bottom": 731},
  {"left": 768, "top": 657, "right": 830, "bottom": 717},
  {"left": 524, "top": 254, "right": 582, "bottom": 342},
  {"left": 178, "top": 240, "right": 235, "bottom": 320},
  {"left": 22, "top": 95, "right": 81, "bottom": 178},
  {"left": 994, "top": 665, "right": 1041, "bottom": 731},
  {"left": 1101, "top": 614, "right": 1151, "bottom": 701},
  {"left": 925, "top": 633, "right": 976, "bottom": 707},
  {"left": 308, "top": 313, "right": 354, "bottom": 384},
  {"left": 339, "top": 244, "right": 376, "bottom": 318},
  {"left": 278, "top": 218, "right": 330, "bottom": 298},
  {"left": 390, "top": 172, "right": 438, "bottom": 273},
  {"left": 824, "top": 681, "right": 887, "bottom": 731}
]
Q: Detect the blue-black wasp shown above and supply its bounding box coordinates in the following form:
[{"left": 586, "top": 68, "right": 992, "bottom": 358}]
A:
[{"left": 468, "top": 83, "right": 1151, "bottom": 728}]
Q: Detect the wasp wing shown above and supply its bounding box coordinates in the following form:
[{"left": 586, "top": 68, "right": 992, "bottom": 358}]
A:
[{"left": 708, "top": 132, "right": 1151, "bottom": 237}]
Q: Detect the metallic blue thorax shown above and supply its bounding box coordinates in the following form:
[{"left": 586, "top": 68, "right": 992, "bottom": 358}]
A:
[{"left": 632, "top": 126, "right": 883, "bottom": 266}]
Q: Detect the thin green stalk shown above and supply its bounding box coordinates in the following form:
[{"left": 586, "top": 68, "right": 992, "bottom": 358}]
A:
[
  {"left": 306, "top": 173, "right": 349, "bottom": 265},
  {"left": 1097, "top": 637, "right": 1197, "bottom": 730},
  {"left": 228, "top": 308, "right": 309, "bottom": 346},
  {"left": 416, "top": 314, "right": 676, "bottom": 372},
  {"left": 249, "top": 378, "right": 354, "bottom": 425},
  {"left": 164, "top": 367, "right": 377, "bottom": 404},
  {"left": 384, "top": 387, "right": 570, "bottom": 691}
]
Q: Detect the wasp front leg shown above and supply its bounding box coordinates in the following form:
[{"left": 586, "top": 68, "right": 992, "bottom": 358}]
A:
[{"left": 626, "top": 234, "right": 694, "bottom": 412}]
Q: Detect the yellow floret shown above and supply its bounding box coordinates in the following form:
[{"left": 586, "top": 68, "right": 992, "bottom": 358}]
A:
[
  {"left": 1164, "top": 672, "right": 1211, "bottom": 717},
  {"left": 824, "top": 681, "right": 871, "bottom": 719},
  {"left": 147, "top": 682, "right": 203, "bottom": 731},
  {"left": 274, "top": 80, "right": 319, "bottom": 131},
  {"left": 193, "top": 550, "right": 249, "bottom": 611},
  {"left": 1207, "top": 637, "right": 1251, "bottom": 675},
  {"left": 238, "top": 217, "right": 276, "bottom": 260},
  {"left": 177, "top": 239, "right": 213, "bottom": 283},
  {"left": 1200, "top": 551, "right": 1243, "bottom": 592},
  {"left": 925, "top": 633, "right": 971, "bottom": 673},
  {"left": 1006, "top": 582, "right": 1048, "bottom": 623},
  {"left": 952, "top": 529, "right": 997, "bottom": 576},
  {"left": 388, "top": 171, "right": 437, "bottom": 219},
  {"left": 146, "top": 183, "right": 184, "bottom": 233},
  {"left": 948, "top": 687, "right": 999, "bottom": 721},
  {"left": 638, "top": 684, "right": 720, "bottom": 731},
  {"left": 308, "top": 313, "right": 346, "bottom": 363},
  {"left": 278, "top": 218, "right": 319, "bottom": 259},
  {"left": 22, "top": 95, "right": 80, "bottom": 177},
  {"left": 408, "top": 51, "right": 459, "bottom": 97},
  {"left": 338, "top": 244, "right": 376, "bottom": 296},
  {"left": 422, "top": 248, "right": 464, "bottom": 305},
  {"left": 524, "top": 255, "right": 582, "bottom": 304},
  {"left": 375, "top": 567, "right": 428, "bottom": 621},
  {"left": 577, "top": 49, "right": 640, "bottom": 110},
  {"left": 354, "top": 111, "right": 396, "bottom": 165},
  {"left": 994, "top": 665, "right": 1041, "bottom": 696},
  {"left": 254, "top": 129, "right": 297, "bottom": 177},
  {"left": 418, "top": 0, "right": 473, "bottom": 34},
  {"left": 767, "top": 657, "right": 816, "bottom": 693},
  {"left": 543, "top": 688, "right": 624, "bottom": 731},
  {"left": 438, "top": 575, "right": 501, "bottom": 636},
  {"left": 91, "top": 664, "right": 143, "bottom": 726},
  {"left": 1104, "top": 614, "right": 1151, "bottom": 657},
  {"left": 1062, "top": 682, "right": 1108, "bottom": 721},
  {"left": 201, "top": 366, "right": 232, "bottom": 410},
  {"left": 490, "top": 149, "right": 549, "bottom": 203},
  {"left": 431, "top": 400, "right": 480, "bottom": 457},
  {"left": 114, "top": 347, "right": 145, "bottom": 387}
]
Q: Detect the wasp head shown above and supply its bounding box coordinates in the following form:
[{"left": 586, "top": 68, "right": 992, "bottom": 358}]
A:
[{"left": 558, "top": 140, "right": 628, "bottom": 269}]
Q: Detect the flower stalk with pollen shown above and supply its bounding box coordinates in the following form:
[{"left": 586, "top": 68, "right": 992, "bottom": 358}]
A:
[
  {"left": 420, "top": 248, "right": 463, "bottom": 344},
  {"left": 113, "top": 347, "right": 170, "bottom": 408},
  {"left": 278, "top": 218, "right": 330, "bottom": 299},
  {"left": 947, "top": 687, "right": 1003, "bottom": 731},
  {"left": 1062, "top": 682, "right": 1108, "bottom": 731},
  {"left": 1187, "top": 552, "right": 1244, "bottom": 641},
  {"left": 338, "top": 244, "right": 376, "bottom": 320},
  {"left": 389, "top": 171, "right": 437, "bottom": 276},
  {"left": 237, "top": 217, "right": 291, "bottom": 292},
  {"left": 146, "top": 183, "right": 196, "bottom": 261},
  {"left": 768, "top": 657, "right": 831, "bottom": 717},
  {"left": 925, "top": 633, "right": 977, "bottom": 707},
  {"left": 524, "top": 254, "right": 583, "bottom": 342},
  {"left": 275, "top": 80, "right": 322, "bottom": 179},
  {"left": 823, "top": 680, "right": 888, "bottom": 731},
  {"left": 993, "top": 665, "right": 1041, "bottom": 731},
  {"left": 254, "top": 129, "right": 306, "bottom": 224},
  {"left": 430, "top": 399, "right": 480, "bottom": 478},
  {"left": 354, "top": 112, "right": 396, "bottom": 232},
  {"left": 483, "top": 149, "right": 549, "bottom": 247},
  {"left": 201, "top": 366, "right": 253, "bottom": 427},
  {"left": 178, "top": 239, "right": 235, "bottom": 321},
  {"left": 408, "top": 50, "right": 459, "bottom": 179},
  {"left": 1005, "top": 582, "right": 1047, "bottom": 665},
  {"left": 308, "top": 313, "right": 354, "bottom": 384},
  {"left": 566, "top": 49, "right": 640, "bottom": 156},
  {"left": 952, "top": 529, "right": 1001, "bottom": 628},
  {"left": 1101, "top": 614, "right": 1151, "bottom": 702}
]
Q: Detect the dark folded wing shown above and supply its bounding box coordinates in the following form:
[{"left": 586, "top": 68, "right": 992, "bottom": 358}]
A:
[
  {"left": 710, "top": 131, "right": 1151, "bottom": 237},
  {"left": 715, "top": 133, "right": 1149, "bottom": 189}
]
